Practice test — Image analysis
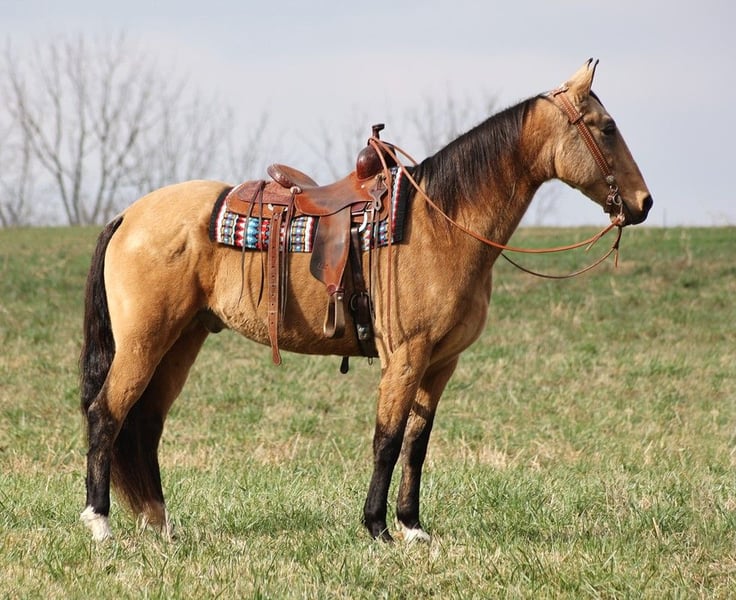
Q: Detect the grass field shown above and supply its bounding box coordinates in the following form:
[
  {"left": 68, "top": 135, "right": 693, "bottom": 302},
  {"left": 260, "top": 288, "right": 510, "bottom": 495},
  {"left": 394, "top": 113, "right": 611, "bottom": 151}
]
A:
[{"left": 1, "top": 224, "right": 734, "bottom": 598}]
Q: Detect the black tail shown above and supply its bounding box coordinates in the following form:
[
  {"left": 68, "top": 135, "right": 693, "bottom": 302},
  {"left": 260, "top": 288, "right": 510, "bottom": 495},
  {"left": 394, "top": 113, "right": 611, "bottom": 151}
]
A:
[{"left": 80, "top": 216, "right": 124, "bottom": 414}]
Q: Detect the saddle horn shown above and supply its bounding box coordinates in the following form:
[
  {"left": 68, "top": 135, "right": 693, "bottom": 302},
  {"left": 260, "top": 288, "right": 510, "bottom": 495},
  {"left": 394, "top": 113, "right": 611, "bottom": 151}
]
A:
[{"left": 356, "top": 123, "right": 390, "bottom": 180}]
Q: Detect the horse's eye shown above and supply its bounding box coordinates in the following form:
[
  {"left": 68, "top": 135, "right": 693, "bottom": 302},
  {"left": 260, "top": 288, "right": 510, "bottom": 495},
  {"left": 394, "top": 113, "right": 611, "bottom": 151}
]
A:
[{"left": 602, "top": 120, "right": 617, "bottom": 136}]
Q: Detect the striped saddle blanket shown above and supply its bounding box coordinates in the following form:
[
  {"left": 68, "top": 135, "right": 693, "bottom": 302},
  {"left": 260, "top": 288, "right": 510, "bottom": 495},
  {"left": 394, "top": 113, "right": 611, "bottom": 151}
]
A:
[{"left": 208, "top": 167, "right": 411, "bottom": 252}]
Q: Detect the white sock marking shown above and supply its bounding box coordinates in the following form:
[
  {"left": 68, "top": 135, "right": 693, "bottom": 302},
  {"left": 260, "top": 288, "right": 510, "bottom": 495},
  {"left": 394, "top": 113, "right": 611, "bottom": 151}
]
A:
[
  {"left": 398, "top": 522, "right": 431, "bottom": 543},
  {"left": 80, "top": 505, "right": 112, "bottom": 541}
]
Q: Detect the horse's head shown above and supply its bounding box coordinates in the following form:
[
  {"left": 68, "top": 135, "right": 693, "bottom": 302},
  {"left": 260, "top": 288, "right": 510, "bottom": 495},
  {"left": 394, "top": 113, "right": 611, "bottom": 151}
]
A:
[{"left": 545, "top": 59, "right": 653, "bottom": 225}]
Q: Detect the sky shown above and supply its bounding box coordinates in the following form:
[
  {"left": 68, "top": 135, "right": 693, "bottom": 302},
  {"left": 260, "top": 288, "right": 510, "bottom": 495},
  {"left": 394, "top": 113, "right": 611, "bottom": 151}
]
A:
[{"left": 1, "top": 0, "right": 733, "bottom": 226}]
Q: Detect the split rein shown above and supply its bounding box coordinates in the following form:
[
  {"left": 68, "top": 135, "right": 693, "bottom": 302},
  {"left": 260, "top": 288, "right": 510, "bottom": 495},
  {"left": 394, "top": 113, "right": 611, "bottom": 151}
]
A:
[{"left": 367, "top": 88, "right": 626, "bottom": 280}]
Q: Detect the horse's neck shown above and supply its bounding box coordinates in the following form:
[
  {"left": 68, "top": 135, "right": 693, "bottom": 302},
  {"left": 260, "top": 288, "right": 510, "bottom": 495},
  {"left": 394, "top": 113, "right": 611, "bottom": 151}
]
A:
[{"left": 455, "top": 106, "right": 554, "bottom": 249}]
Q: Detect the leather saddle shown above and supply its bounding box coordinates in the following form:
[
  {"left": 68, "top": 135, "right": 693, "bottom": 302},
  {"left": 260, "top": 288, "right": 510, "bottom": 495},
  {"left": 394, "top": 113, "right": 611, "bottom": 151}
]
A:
[{"left": 223, "top": 125, "right": 395, "bottom": 365}]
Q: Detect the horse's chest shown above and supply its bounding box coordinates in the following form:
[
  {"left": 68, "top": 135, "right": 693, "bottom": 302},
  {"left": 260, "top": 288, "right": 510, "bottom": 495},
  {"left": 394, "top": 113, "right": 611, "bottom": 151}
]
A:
[{"left": 424, "top": 271, "right": 492, "bottom": 354}]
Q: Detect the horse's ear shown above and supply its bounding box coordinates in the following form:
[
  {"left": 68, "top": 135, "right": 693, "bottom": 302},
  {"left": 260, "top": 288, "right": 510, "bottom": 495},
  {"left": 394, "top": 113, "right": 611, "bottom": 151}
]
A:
[{"left": 563, "top": 58, "right": 599, "bottom": 99}]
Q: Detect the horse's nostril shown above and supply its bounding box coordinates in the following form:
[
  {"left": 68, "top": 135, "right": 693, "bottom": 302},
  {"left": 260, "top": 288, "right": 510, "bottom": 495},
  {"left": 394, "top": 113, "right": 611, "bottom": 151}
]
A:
[{"left": 642, "top": 195, "right": 654, "bottom": 214}]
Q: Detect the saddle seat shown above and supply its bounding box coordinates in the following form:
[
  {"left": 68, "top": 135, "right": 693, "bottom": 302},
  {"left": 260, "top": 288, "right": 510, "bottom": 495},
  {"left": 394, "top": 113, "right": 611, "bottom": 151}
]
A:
[
  {"left": 224, "top": 163, "right": 388, "bottom": 220},
  {"left": 267, "top": 160, "right": 386, "bottom": 217},
  {"left": 266, "top": 163, "right": 318, "bottom": 190},
  {"left": 221, "top": 125, "right": 394, "bottom": 366}
]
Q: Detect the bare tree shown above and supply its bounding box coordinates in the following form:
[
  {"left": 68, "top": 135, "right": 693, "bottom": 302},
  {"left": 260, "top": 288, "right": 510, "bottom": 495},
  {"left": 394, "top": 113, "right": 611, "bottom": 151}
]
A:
[
  {"left": 0, "top": 116, "right": 34, "bottom": 226},
  {"left": 3, "top": 36, "right": 140, "bottom": 224},
  {"left": 406, "top": 91, "right": 498, "bottom": 156},
  {"left": 1, "top": 34, "right": 269, "bottom": 226},
  {"left": 302, "top": 109, "right": 372, "bottom": 182}
]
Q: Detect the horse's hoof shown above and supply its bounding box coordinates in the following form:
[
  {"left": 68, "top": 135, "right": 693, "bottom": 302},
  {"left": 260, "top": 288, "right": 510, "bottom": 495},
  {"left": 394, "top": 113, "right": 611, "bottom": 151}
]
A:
[
  {"left": 365, "top": 523, "right": 394, "bottom": 542},
  {"left": 397, "top": 523, "right": 431, "bottom": 544},
  {"left": 377, "top": 529, "right": 395, "bottom": 543},
  {"left": 80, "top": 506, "right": 112, "bottom": 541}
]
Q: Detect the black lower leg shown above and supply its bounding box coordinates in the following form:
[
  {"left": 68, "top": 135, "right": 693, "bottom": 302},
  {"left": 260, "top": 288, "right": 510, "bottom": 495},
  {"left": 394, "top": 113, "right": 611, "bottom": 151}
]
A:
[
  {"left": 396, "top": 421, "right": 434, "bottom": 529},
  {"left": 85, "top": 401, "right": 118, "bottom": 515},
  {"left": 362, "top": 429, "right": 403, "bottom": 541}
]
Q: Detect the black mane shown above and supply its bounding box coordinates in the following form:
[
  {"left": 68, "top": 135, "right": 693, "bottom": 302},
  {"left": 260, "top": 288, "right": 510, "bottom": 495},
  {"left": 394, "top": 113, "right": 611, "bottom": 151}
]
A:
[{"left": 411, "top": 97, "right": 536, "bottom": 217}]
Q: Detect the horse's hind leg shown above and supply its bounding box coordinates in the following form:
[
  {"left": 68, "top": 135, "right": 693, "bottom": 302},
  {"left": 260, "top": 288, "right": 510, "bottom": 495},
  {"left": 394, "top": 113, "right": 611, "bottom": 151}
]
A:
[
  {"left": 82, "top": 345, "right": 163, "bottom": 541},
  {"left": 112, "top": 321, "right": 210, "bottom": 536},
  {"left": 82, "top": 312, "right": 207, "bottom": 539},
  {"left": 82, "top": 321, "right": 208, "bottom": 540}
]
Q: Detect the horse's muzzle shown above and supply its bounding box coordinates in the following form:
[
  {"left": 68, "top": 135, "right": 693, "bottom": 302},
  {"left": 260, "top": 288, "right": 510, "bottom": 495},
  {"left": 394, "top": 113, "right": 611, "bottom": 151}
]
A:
[{"left": 621, "top": 194, "right": 653, "bottom": 225}]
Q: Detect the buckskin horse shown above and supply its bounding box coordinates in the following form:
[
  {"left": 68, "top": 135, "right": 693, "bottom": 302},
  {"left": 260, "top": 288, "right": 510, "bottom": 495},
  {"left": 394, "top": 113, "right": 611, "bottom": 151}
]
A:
[{"left": 80, "top": 60, "right": 652, "bottom": 542}]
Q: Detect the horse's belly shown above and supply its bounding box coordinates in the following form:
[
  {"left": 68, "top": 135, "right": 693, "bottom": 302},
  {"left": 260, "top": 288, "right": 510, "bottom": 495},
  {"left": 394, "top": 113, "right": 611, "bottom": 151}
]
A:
[{"left": 210, "top": 249, "right": 364, "bottom": 357}]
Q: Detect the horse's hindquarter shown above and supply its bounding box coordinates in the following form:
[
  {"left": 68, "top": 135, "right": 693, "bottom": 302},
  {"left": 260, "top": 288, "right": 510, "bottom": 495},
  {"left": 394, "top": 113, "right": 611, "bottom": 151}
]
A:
[{"left": 104, "top": 181, "right": 226, "bottom": 345}]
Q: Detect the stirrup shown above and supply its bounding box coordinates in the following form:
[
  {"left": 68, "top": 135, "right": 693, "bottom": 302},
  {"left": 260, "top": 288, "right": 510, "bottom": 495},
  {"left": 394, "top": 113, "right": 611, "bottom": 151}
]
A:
[{"left": 323, "top": 288, "right": 346, "bottom": 338}]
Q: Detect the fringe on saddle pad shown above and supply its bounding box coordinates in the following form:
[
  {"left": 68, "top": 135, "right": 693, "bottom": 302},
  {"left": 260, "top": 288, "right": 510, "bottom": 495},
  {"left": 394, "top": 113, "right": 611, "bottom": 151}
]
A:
[{"left": 209, "top": 167, "right": 410, "bottom": 252}]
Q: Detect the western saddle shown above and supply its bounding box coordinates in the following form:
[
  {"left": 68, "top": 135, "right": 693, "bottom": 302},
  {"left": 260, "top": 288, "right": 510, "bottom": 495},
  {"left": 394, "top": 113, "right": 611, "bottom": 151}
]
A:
[{"left": 223, "top": 125, "right": 396, "bottom": 366}]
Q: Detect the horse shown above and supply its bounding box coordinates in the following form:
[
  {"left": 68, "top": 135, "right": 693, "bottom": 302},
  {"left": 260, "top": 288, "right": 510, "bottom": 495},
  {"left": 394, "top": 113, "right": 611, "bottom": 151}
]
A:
[{"left": 79, "top": 60, "right": 652, "bottom": 542}]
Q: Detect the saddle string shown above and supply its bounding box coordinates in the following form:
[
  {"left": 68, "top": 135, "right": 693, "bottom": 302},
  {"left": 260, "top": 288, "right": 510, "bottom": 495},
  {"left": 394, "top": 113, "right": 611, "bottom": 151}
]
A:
[
  {"left": 369, "top": 141, "right": 397, "bottom": 354},
  {"left": 280, "top": 192, "right": 296, "bottom": 322},
  {"left": 367, "top": 136, "right": 625, "bottom": 279},
  {"left": 258, "top": 185, "right": 268, "bottom": 308},
  {"left": 239, "top": 180, "right": 266, "bottom": 305}
]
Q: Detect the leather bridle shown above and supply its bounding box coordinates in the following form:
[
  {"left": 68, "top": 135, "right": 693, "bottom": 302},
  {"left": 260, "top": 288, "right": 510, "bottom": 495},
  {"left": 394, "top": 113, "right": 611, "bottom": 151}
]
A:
[{"left": 544, "top": 86, "right": 625, "bottom": 224}]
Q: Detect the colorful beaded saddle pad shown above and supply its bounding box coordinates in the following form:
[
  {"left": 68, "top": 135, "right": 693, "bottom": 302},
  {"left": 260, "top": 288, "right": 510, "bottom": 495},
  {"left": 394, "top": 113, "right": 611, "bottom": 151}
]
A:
[{"left": 209, "top": 166, "right": 410, "bottom": 252}]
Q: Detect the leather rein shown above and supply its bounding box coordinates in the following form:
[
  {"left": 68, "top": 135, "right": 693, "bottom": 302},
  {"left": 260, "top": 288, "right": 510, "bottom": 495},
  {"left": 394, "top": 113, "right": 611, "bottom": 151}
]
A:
[{"left": 368, "top": 86, "right": 626, "bottom": 280}]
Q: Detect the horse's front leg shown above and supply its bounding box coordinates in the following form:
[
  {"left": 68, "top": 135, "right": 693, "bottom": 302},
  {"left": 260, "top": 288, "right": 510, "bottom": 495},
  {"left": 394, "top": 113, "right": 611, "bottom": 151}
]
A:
[
  {"left": 362, "top": 343, "right": 427, "bottom": 541},
  {"left": 396, "top": 357, "right": 459, "bottom": 542}
]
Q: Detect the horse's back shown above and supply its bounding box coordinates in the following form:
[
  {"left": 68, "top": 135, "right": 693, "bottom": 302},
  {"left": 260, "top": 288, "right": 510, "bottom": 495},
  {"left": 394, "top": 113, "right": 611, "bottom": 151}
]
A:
[{"left": 122, "top": 179, "right": 230, "bottom": 231}]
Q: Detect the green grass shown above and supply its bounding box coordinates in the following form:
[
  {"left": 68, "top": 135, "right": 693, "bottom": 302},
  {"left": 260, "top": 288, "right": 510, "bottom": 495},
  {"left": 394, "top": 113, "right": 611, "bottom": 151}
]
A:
[{"left": 1, "top": 225, "right": 735, "bottom": 598}]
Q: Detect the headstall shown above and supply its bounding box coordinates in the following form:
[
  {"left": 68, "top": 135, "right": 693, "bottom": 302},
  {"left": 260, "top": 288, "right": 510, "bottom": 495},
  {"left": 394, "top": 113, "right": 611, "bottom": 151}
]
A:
[{"left": 544, "top": 86, "right": 624, "bottom": 224}]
